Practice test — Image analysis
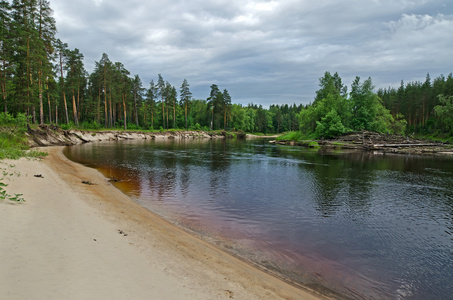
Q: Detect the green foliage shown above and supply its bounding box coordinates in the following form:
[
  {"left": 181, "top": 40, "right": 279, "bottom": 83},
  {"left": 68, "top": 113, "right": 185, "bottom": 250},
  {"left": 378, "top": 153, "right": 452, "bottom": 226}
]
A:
[
  {"left": 315, "top": 109, "right": 346, "bottom": 138},
  {"left": 0, "top": 179, "right": 25, "bottom": 203},
  {"left": 1, "top": 0, "right": 451, "bottom": 138},
  {"left": 298, "top": 73, "right": 412, "bottom": 139},
  {"left": 9, "top": 193, "right": 25, "bottom": 202},
  {"left": 81, "top": 120, "right": 102, "bottom": 130},
  {"left": 434, "top": 95, "right": 453, "bottom": 134},
  {"left": 276, "top": 131, "right": 304, "bottom": 141},
  {"left": 0, "top": 113, "right": 47, "bottom": 159},
  {"left": 60, "top": 122, "right": 74, "bottom": 130},
  {"left": 308, "top": 141, "right": 320, "bottom": 148},
  {"left": 126, "top": 123, "right": 142, "bottom": 130}
]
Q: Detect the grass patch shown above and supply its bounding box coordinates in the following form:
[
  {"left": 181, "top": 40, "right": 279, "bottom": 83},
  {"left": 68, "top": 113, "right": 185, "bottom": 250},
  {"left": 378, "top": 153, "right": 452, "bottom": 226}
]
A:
[
  {"left": 0, "top": 131, "right": 47, "bottom": 160},
  {"left": 415, "top": 133, "right": 453, "bottom": 144},
  {"left": 308, "top": 141, "right": 320, "bottom": 148},
  {"left": 0, "top": 113, "right": 48, "bottom": 160},
  {"left": 276, "top": 131, "right": 314, "bottom": 141}
]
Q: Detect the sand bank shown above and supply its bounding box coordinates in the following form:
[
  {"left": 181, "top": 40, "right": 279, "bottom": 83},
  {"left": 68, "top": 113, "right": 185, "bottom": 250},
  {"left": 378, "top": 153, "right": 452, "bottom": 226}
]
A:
[{"left": 0, "top": 147, "right": 324, "bottom": 300}]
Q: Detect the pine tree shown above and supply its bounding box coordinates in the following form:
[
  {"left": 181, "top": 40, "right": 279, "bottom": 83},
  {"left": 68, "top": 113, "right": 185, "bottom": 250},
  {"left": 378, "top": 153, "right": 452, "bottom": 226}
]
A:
[
  {"left": 157, "top": 74, "right": 165, "bottom": 129},
  {"left": 65, "top": 48, "right": 84, "bottom": 127},
  {"left": 207, "top": 84, "right": 220, "bottom": 130},
  {"left": 222, "top": 89, "right": 231, "bottom": 130},
  {"left": 36, "top": 0, "right": 56, "bottom": 125},
  {"left": 146, "top": 80, "right": 156, "bottom": 129},
  {"left": 0, "top": 0, "right": 12, "bottom": 114},
  {"left": 131, "top": 74, "right": 143, "bottom": 127},
  {"left": 180, "top": 79, "right": 191, "bottom": 129}
]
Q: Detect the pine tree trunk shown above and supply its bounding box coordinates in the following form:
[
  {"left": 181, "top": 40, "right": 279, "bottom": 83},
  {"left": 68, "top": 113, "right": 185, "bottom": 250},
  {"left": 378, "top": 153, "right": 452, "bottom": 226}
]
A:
[
  {"left": 109, "top": 95, "right": 113, "bottom": 127},
  {"left": 143, "top": 103, "right": 147, "bottom": 126},
  {"left": 97, "top": 88, "right": 101, "bottom": 123},
  {"left": 39, "top": 79, "right": 44, "bottom": 125},
  {"left": 134, "top": 94, "right": 139, "bottom": 127},
  {"left": 104, "top": 92, "right": 108, "bottom": 128},
  {"left": 77, "top": 86, "right": 81, "bottom": 121},
  {"left": 162, "top": 98, "right": 165, "bottom": 129},
  {"left": 63, "top": 92, "right": 69, "bottom": 124},
  {"left": 72, "top": 92, "right": 79, "bottom": 127},
  {"left": 32, "top": 106, "right": 36, "bottom": 124},
  {"left": 211, "top": 107, "right": 214, "bottom": 130},
  {"left": 47, "top": 91, "right": 52, "bottom": 124},
  {"left": 185, "top": 103, "right": 188, "bottom": 130},
  {"left": 59, "top": 52, "right": 69, "bottom": 124},
  {"left": 123, "top": 93, "right": 127, "bottom": 130},
  {"left": 1, "top": 61, "right": 7, "bottom": 114},
  {"left": 2, "top": 83, "right": 6, "bottom": 114},
  {"left": 104, "top": 68, "right": 108, "bottom": 128}
]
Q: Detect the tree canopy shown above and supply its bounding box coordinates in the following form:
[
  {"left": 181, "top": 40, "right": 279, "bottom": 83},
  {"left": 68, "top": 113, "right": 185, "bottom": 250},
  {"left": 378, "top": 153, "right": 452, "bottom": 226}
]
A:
[{"left": 0, "top": 1, "right": 452, "bottom": 138}]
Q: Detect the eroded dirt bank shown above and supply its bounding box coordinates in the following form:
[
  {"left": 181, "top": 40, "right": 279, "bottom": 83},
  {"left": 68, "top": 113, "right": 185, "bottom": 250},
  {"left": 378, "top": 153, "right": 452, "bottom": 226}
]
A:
[{"left": 26, "top": 126, "right": 229, "bottom": 148}]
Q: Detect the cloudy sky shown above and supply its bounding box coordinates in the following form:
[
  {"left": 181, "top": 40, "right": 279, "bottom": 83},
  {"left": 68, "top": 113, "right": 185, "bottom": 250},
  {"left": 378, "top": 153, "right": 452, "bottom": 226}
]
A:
[{"left": 51, "top": 0, "right": 453, "bottom": 107}]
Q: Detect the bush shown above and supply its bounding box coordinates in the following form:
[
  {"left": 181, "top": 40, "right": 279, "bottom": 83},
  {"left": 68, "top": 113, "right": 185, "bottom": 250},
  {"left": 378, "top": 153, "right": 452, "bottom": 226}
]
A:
[
  {"left": 191, "top": 123, "right": 202, "bottom": 130},
  {"left": 126, "top": 123, "right": 142, "bottom": 130},
  {"left": 60, "top": 122, "right": 74, "bottom": 130},
  {"left": 0, "top": 113, "right": 47, "bottom": 160},
  {"left": 81, "top": 120, "right": 101, "bottom": 130},
  {"left": 315, "top": 109, "right": 346, "bottom": 139},
  {"left": 276, "top": 131, "right": 304, "bottom": 141},
  {"left": 308, "top": 141, "right": 320, "bottom": 148}
]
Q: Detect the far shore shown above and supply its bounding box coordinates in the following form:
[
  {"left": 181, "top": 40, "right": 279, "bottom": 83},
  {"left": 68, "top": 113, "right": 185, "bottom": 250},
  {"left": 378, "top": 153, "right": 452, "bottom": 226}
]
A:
[{"left": 0, "top": 146, "right": 325, "bottom": 300}]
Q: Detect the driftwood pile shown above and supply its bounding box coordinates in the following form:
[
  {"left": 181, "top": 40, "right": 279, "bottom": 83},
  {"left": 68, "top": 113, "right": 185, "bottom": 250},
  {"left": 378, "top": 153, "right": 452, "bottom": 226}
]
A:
[{"left": 274, "top": 131, "right": 453, "bottom": 155}]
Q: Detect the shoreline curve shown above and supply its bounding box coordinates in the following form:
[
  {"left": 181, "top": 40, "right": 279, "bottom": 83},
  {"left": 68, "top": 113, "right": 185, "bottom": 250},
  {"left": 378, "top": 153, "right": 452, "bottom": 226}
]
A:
[{"left": 0, "top": 146, "right": 327, "bottom": 300}]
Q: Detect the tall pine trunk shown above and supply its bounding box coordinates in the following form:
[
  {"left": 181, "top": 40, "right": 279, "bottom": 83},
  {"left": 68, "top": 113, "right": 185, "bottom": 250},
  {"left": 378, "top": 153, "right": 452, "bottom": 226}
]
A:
[
  {"left": 162, "top": 98, "right": 165, "bottom": 129},
  {"left": 72, "top": 91, "right": 79, "bottom": 127},
  {"left": 123, "top": 93, "right": 127, "bottom": 130},
  {"left": 134, "top": 94, "right": 138, "bottom": 127},
  {"left": 47, "top": 85, "right": 52, "bottom": 123},
  {"left": 60, "top": 52, "right": 69, "bottom": 124},
  {"left": 173, "top": 101, "right": 176, "bottom": 129},
  {"left": 185, "top": 103, "right": 187, "bottom": 130}
]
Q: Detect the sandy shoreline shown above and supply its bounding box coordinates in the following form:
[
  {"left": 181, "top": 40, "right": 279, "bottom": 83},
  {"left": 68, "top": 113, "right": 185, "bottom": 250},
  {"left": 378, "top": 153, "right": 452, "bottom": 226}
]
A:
[{"left": 0, "top": 147, "right": 325, "bottom": 300}]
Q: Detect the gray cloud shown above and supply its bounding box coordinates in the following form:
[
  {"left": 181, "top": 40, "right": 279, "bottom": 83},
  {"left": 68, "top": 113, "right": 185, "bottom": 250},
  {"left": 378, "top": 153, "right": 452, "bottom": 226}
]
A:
[{"left": 52, "top": 0, "right": 453, "bottom": 106}]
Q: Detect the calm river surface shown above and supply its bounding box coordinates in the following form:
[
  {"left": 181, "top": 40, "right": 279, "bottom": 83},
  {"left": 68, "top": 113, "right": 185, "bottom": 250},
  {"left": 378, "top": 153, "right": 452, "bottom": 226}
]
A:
[{"left": 64, "top": 138, "right": 453, "bottom": 299}]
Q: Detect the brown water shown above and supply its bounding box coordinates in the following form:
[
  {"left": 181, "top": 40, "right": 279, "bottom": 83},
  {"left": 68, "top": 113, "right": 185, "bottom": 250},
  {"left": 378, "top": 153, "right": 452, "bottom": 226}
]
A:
[{"left": 64, "top": 138, "right": 453, "bottom": 299}]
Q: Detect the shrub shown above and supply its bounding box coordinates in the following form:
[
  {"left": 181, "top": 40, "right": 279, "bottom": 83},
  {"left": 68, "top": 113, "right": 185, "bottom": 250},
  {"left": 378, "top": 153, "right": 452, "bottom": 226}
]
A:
[{"left": 60, "top": 122, "right": 74, "bottom": 130}]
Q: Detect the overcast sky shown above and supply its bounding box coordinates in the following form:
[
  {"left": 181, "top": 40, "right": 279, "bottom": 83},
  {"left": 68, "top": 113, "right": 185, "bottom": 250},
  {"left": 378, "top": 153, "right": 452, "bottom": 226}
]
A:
[{"left": 51, "top": 0, "right": 453, "bottom": 107}]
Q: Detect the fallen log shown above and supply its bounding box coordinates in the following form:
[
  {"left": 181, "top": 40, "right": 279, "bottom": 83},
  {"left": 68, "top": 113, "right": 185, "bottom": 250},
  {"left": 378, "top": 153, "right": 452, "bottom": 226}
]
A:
[{"left": 372, "top": 143, "right": 436, "bottom": 147}]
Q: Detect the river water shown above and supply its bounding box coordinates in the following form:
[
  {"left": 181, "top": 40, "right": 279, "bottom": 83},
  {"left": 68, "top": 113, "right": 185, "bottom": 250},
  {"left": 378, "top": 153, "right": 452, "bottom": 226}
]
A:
[{"left": 64, "top": 138, "right": 453, "bottom": 299}]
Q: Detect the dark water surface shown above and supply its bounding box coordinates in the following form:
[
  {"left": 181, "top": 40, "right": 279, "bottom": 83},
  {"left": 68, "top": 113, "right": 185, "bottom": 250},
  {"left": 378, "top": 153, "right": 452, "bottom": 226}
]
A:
[{"left": 64, "top": 139, "right": 453, "bottom": 299}]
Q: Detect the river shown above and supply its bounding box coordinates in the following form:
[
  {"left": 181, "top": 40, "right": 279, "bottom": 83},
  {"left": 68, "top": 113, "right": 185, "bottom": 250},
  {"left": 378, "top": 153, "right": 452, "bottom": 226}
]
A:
[{"left": 64, "top": 138, "right": 453, "bottom": 299}]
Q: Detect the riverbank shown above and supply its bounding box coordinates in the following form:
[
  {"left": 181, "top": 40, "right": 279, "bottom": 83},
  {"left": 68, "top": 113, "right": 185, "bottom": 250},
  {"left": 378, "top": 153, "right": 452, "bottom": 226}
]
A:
[
  {"left": 25, "top": 126, "right": 234, "bottom": 148},
  {"left": 0, "top": 147, "right": 325, "bottom": 300},
  {"left": 271, "top": 131, "right": 453, "bottom": 155}
]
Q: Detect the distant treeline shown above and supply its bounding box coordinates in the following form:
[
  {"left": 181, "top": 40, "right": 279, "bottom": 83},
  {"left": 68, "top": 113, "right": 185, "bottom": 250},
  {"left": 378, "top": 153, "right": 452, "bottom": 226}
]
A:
[{"left": 1, "top": 1, "right": 452, "bottom": 137}]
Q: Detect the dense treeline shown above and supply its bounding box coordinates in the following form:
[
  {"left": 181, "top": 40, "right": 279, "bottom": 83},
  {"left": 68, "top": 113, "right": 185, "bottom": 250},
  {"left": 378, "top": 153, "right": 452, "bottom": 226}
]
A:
[
  {"left": 298, "top": 72, "right": 453, "bottom": 139},
  {"left": 1, "top": 1, "right": 452, "bottom": 138},
  {"left": 0, "top": 0, "right": 303, "bottom": 133},
  {"left": 378, "top": 74, "right": 453, "bottom": 135}
]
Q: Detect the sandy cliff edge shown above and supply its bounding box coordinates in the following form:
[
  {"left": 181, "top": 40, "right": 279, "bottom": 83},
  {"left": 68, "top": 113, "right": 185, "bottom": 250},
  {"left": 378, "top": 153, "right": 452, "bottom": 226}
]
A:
[{"left": 0, "top": 146, "right": 325, "bottom": 300}]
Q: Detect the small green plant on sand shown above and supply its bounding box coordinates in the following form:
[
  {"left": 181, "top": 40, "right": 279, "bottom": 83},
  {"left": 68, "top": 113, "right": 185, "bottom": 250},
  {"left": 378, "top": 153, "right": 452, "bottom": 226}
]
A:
[
  {"left": 9, "top": 193, "right": 25, "bottom": 203},
  {"left": 0, "top": 181, "right": 25, "bottom": 203}
]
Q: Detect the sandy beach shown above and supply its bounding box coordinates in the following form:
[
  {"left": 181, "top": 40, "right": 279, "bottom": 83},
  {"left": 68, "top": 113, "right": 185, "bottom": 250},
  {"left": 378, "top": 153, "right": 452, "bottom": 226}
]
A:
[{"left": 0, "top": 146, "right": 324, "bottom": 300}]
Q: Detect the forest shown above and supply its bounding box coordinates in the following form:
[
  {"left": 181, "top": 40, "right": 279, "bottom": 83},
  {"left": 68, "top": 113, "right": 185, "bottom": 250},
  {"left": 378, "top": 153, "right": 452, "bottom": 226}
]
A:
[{"left": 1, "top": 0, "right": 453, "bottom": 139}]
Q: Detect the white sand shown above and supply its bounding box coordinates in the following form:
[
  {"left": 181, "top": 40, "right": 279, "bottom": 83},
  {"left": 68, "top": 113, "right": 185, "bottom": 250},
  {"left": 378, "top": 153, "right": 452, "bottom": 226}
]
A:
[{"left": 0, "top": 147, "right": 325, "bottom": 300}]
